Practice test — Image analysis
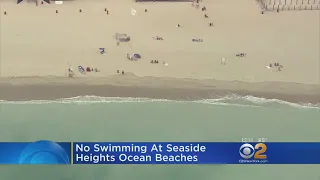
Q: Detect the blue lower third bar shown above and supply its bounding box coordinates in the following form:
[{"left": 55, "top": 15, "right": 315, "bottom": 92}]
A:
[{"left": 2, "top": 142, "right": 320, "bottom": 164}]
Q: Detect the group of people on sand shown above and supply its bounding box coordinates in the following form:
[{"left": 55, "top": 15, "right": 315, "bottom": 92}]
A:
[
  {"left": 86, "top": 67, "right": 100, "bottom": 73},
  {"left": 236, "top": 53, "right": 247, "bottom": 57},
  {"left": 117, "top": 70, "right": 125, "bottom": 75},
  {"left": 153, "top": 36, "right": 163, "bottom": 41},
  {"left": 192, "top": 0, "right": 213, "bottom": 27},
  {"left": 150, "top": 60, "right": 159, "bottom": 64},
  {"left": 104, "top": 8, "right": 109, "bottom": 14},
  {"left": 68, "top": 65, "right": 100, "bottom": 78},
  {"left": 269, "top": 62, "right": 283, "bottom": 71}
]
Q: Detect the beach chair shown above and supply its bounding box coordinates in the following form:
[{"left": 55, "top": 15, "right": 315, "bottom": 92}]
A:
[{"left": 78, "top": 66, "right": 86, "bottom": 74}]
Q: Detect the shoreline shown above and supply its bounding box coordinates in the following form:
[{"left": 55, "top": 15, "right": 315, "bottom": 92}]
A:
[{"left": 0, "top": 76, "right": 319, "bottom": 104}]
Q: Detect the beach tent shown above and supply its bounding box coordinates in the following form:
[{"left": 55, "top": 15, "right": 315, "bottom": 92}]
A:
[
  {"left": 115, "top": 33, "right": 130, "bottom": 42},
  {"left": 17, "top": 0, "right": 50, "bottom": 4}
]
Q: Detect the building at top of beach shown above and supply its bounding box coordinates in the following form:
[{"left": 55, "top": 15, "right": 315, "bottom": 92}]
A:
[{"left": 17, "top": 0, "right": 50, "bottom": 4}]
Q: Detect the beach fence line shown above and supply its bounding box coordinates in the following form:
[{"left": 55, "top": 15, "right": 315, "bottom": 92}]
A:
[{"left": 261, "top": 0, "right": 320, "bottom": 11}]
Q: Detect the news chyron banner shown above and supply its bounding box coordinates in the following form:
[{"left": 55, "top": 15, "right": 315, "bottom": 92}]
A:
[{"left": 0, "top": 141, "right": 320, "bottom": 164}]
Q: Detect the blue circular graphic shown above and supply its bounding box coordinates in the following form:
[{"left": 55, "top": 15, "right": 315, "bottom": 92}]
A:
[{"left": 19, "top": 140, "right": 70, "bottom": 164}]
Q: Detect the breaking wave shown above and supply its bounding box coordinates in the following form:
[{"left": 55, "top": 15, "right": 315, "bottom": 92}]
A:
[{"left": 0, "top": 95, "right": 319, "bottom": 109}]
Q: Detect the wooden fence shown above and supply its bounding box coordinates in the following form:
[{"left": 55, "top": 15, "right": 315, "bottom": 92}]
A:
[{"left": 259, "top": 0, "right": 320, "bottom": 11}]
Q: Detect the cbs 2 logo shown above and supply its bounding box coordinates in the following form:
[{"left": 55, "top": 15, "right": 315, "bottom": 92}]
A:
[{"left": 239, "top": 143, "right": 267, "bottom": 159}]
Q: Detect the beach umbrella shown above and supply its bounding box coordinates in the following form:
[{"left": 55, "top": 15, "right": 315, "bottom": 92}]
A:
[
  {"left": 131, "top": 8, "right": 137, "bottom": 16},
  {"left": 133, "top": 54, "right": 141, "bottom": 59},
  {"left": 78, "top": 66, "right": 86, "bottom": 74},
  {"left": 99, "top": 48, "right": 105, "bottom": 54}
]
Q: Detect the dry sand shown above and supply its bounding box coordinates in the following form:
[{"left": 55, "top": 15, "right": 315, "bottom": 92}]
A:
[{"left": 0, "top": 0, "right": 319, "bottom": 102}]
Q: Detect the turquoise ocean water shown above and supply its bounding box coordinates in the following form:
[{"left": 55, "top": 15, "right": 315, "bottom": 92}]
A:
[{"left": 0, "top": 95, "right": 319, "bottom": 180}]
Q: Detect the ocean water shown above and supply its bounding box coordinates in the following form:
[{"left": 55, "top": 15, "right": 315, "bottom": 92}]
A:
[{"left": 0, "top": 95, "right": 319, "bottom": 180}]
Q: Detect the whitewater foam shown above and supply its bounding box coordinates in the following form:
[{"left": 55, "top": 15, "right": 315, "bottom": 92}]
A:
[
  {"left": 196, "top": 94, "right": 320, "bottom": 109},
  {"left": 0, "top": 95, "right": 319, "bottom": 109}
]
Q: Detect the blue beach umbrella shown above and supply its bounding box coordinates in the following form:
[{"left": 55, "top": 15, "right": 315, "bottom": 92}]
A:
[
  {"left": 133, "top": 54, "right": 141, "bottom": 59},
  {"left": 99, "top": 48, "right": 105, "bottom": 54}
]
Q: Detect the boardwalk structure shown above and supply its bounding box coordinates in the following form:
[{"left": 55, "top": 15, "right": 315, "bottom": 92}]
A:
[{"left": 258, "top": 0, "right": 320, "bottom": 11}]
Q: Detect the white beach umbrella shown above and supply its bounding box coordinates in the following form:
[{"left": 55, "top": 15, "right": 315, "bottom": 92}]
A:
[{"left": 131, "top": 8, "right": 137, "bottom": 16}]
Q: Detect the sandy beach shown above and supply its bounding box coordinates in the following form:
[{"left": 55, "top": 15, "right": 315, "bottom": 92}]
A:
[{"left": 0, "top": 0, "right": 319, "bottom": 102}]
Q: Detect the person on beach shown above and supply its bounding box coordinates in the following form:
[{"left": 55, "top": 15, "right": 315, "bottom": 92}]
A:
[
  {"left": 68, "top": 63, "right": 74, "bottom": 77},
  {"left": 105, "top": 8, "right": 109, "bottom": 14},
  {"left": 221, "top": 58, "right": 226, "bottom": 65}
]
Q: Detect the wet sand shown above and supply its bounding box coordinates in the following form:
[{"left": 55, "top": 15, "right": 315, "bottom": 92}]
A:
[{"left": 0, "top": 76, "right": 319, "bottom": 104}]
